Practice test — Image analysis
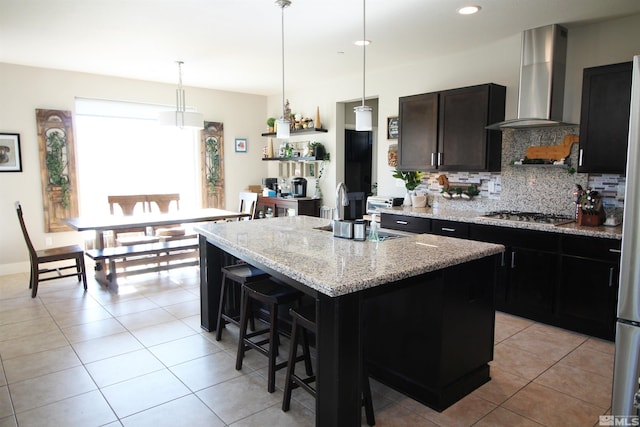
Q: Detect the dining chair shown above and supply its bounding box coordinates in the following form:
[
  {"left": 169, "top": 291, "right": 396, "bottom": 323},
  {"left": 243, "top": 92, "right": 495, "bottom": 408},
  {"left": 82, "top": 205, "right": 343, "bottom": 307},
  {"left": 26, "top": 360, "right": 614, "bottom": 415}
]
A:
[
  {"left": 15, "top": 201, "right": 87, "bottom": 298},
  {"left": 238, "top": 191, "right": 259, "bottom": 220}
]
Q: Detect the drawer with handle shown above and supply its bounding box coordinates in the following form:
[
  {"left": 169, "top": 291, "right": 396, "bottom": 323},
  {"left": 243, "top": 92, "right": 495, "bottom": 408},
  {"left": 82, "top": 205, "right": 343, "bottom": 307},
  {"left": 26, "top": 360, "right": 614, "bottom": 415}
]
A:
[
  {"left": 430, "top": 219, "right": 469, "bottom": 238},
  {"left": 381, "top": 214, "right": 430, "bottom": 233}
]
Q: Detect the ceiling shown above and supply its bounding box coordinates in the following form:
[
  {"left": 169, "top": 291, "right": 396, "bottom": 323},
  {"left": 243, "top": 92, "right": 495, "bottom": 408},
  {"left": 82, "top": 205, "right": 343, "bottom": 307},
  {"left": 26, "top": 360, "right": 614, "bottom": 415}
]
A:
[{"left": 2, "top": 0, "right": 640, "bottom": 96}]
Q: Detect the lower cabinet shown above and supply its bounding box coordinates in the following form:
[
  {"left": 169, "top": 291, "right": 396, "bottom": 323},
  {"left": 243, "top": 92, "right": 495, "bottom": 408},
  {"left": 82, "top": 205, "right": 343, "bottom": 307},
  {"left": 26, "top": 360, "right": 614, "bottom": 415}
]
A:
[
  {"left": 384, "top": 215, "right": 621, "bottom": 341},
  {"left": 556, "top": 236, "right": 621, "bottom": 340}
]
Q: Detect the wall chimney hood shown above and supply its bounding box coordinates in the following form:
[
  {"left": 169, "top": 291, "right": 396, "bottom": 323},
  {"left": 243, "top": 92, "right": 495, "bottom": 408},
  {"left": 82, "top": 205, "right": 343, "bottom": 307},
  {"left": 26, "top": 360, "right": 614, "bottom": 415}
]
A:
[{"left": 488, "top": 24, "right": 575, "bottom": 130}]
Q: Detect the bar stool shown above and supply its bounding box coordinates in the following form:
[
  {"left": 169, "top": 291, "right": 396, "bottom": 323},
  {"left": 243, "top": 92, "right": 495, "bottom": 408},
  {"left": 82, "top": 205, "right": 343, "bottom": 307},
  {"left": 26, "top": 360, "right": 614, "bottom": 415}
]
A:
[
  {"left": 235, "top": 279, "right": 304, "bottom": 393},
  {"left": 282, "top": 305, "right": 376, "bottom": 426},
  {"left": 215, "top": 263, "right": 269, "bottom": 341}
]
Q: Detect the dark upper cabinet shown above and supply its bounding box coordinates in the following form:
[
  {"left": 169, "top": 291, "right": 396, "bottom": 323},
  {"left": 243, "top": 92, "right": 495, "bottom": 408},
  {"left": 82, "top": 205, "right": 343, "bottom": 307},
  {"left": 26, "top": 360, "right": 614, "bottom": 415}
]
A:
[
  {"left": 397, "top": 83, "right": 505, "bottom": 172},
  {"left": 438, "top": 84, "right": 505, "bottom": 172},
  {"left": 578, "top": 61, "right": 633, "bottom": 174},
  {"left": 397, "top": 92, "right": 438, "bottom": 171}
]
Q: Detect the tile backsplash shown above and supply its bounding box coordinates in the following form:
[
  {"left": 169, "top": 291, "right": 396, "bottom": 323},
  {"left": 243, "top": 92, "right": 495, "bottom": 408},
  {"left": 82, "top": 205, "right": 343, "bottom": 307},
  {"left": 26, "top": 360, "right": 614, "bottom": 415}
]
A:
[{"left": 416, "top": 126, "right": 625, "bottom": 216}]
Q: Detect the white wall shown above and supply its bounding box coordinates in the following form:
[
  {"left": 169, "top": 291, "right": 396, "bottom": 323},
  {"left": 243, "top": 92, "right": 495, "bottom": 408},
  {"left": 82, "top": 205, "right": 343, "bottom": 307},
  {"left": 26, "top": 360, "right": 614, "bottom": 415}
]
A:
[{"left": 0, "top": 64, "right": 267, "bottom": 274}]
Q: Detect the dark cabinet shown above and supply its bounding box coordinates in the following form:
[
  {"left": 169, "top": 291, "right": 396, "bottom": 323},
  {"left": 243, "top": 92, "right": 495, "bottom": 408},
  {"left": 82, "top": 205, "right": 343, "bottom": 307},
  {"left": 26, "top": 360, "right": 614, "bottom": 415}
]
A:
[
  {"left": 509, "top": 247, "right": 558, "bottom": 317},
  {"left": 578, "top": 61, "right": 632, "bottom": 174},
  {"left": 397, "top": 83, "right": 505, "bottom": 172},
  {"left": 557, "top": 236, "right": 621, "bottom": 340},
  {"left": 430, "top": 219, "right": 469, "bottom": 238},
  {"left": 469, "top": 222, "right": 619, "bottom": 340},
  {"left": 381, "top": 213, "right": 430, "bottom": 233},
  {"left": 438, "top": 84, "right": 505, "bottom": 171},
  {"left": 397, "top": 92, "right": 438, "bottom": 171}
]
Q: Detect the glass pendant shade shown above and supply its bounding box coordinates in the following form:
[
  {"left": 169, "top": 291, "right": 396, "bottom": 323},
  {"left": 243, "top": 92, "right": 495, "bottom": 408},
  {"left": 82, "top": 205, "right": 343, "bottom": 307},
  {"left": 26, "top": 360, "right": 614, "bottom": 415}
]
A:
[
  {"left": 276, "top": 118, "right": 290, "bottom": 139},
  {"left": 158, "top": 109, "right": 204, "bottom": 129},
  {"left": 158, "top": 61, "right": 203, "bottom": 129},
  {"left": 354, "top": 105, "right": 373, "bottom": 131}
]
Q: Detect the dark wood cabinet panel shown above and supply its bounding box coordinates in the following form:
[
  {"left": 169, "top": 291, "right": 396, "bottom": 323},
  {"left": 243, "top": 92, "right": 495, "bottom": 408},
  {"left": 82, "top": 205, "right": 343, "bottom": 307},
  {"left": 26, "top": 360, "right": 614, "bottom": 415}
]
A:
[
  {"left": 381, "top": 213, "right": 430, "bottom": 233},
  {"left": 398, "top": 92, "right": 439, "bottom": 171},
  {"left": 430, "top": 219, "right": 469, "bottom": 238},
  {"left": 558, "top": 256, "right": 618, "bottom": 339},
  {"left": 397, "top": 83, "right": 505, "bottom": 172},
  {"left": 438, "top": 84, "right": 505, "bottom": 172},
  {"left": 578, "top": 61, "right": 632, "bottom": 174},
  {"left": 509, "top": 248, "right": 558, "bottom": 317}
]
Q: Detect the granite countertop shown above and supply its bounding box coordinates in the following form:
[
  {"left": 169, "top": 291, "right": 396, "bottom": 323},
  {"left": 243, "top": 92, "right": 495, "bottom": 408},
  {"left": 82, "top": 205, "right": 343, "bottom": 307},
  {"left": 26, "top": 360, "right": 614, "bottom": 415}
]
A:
[
  {"left": 195, "top": 216, "right": 504, "bottom": 297},
  {"left": 379, "top": 205, "right": 623, "bottom": 240}
]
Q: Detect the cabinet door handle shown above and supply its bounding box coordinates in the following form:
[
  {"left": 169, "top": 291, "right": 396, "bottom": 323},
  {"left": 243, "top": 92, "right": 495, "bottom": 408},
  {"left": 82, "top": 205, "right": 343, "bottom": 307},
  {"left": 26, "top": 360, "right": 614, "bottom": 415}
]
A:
[
  {"left": 431, "top": 153, "right": 436, "bottom": 167},
  {"left": 500, "top": 252, "right": 506, "bottom": 267},
  {"left": 511, "top": 252, "right": 516, "bottom": 269},
  {"left": 396, "top": 220, "right": 409, "bottom": 225},
  {"left": 441, "top": 227, "right": 456, "bottom": 232},
  {"left": 609, "top": 267, "right": 615, "bottom": 287},
  {"left": 609, "top": 248, "right": 622, "bottom": 254},
  {"left": 438, "top": 152, "right": 443, "bottom": 166},
  {"left": 578, "top": 148, "right": 584, "bottom": 166}
]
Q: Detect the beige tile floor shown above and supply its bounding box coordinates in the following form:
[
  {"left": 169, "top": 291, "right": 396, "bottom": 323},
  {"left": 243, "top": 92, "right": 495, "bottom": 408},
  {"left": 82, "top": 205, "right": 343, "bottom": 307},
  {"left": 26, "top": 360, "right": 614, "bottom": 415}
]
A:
[{"left": 0, "top": 267, "right": 614, "bottom": 426}]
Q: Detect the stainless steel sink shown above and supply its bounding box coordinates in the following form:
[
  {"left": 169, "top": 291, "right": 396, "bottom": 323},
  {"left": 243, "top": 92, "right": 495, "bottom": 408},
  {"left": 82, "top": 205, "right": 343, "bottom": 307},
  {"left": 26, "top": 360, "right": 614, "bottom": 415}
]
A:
[{"left": 313, "top": 223, "right": 407, "bottom": 240}]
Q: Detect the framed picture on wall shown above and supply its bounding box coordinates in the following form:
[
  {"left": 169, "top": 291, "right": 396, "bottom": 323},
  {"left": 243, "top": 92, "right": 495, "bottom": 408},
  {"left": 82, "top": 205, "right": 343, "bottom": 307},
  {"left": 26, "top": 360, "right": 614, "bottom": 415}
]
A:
[
  {"left": 387, "top": 117, "right": 399, "bottom": 139},
  {"left": 0, "top": 133, "right": 22, "bottom": 172},
  {"left": 235, "top": 138, "right": 247, "bottom": 152}
]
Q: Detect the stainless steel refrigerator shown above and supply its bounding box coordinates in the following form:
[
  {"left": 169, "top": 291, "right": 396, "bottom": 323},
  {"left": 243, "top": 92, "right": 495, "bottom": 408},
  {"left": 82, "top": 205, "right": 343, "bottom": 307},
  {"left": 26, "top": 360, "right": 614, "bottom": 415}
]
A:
[{"left": 612, "top": 54, "right": 640, "bottom": 418}]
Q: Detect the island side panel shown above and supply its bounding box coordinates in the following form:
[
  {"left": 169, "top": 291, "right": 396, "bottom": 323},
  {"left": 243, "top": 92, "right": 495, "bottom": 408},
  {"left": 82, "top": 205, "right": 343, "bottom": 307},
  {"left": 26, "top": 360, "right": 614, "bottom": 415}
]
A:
[
  {"left": 200, "top": 235, "right": 224, "bottom": 332},
  {"left": 316, "top": 292, "right": 363, "bottom": 426},
  {"left": 363, "top": 254, "right": 497, "bottom": 411}
]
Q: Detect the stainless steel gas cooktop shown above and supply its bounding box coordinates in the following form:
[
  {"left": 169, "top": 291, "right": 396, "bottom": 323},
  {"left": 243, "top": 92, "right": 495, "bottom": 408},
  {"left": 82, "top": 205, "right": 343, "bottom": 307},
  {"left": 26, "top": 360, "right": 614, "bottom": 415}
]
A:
[{"left": 482, "top": 210, "right": 575, "bottom": 225}]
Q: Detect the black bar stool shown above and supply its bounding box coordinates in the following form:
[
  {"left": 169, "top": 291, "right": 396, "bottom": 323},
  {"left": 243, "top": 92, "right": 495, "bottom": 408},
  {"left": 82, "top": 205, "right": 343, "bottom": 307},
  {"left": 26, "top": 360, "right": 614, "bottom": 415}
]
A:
[
  {"left": 282, "top": 304, "right": 376, "bottom": 426},
  {"left": 216, "top": 263, "right": 269, "bottom": 341},
  {"left": 235, "top": 279, "right": 304, "bottom": 393}
]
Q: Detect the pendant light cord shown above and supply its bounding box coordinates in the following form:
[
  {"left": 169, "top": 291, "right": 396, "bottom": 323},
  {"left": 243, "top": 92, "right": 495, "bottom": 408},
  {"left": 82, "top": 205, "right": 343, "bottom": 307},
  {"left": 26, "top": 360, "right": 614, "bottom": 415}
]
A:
[
  {"left": 361, "top": 0, "right": 366, "bottom": 108},
  {"left": 281, "top": 4, "right": 286, "bottom": 120}
]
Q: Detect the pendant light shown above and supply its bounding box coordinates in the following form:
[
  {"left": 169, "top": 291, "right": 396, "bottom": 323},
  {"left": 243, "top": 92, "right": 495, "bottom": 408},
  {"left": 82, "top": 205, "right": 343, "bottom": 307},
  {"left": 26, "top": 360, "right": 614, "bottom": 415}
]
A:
[
  {"left": 275, "top": 0, "right": 292, "bottom": 139},
  {"left": 354, "top": 0, "right": 372, "bottom": 131},
  {"left": 158, "top": 61, "right": 204, "bottom": 129}
]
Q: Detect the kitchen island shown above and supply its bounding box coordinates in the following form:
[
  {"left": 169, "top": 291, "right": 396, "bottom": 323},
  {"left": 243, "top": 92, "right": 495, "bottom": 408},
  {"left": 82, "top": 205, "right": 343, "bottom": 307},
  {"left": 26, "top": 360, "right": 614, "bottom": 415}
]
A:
[{"left": 195, "top": 215, "right": 504, "bottom": 426}]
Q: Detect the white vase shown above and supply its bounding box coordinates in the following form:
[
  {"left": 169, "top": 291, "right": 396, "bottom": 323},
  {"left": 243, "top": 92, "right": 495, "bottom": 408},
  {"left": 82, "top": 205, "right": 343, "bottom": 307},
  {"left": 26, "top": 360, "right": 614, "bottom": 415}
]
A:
[{"left": 403, "top": 191, "right": 413, "bottom": 207}]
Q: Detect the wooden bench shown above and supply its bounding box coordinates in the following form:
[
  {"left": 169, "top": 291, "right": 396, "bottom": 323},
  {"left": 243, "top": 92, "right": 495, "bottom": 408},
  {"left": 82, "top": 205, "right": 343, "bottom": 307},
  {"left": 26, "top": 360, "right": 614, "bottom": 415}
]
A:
[{"left": 85, "top": 238, "right": 199, "bottom": 286}]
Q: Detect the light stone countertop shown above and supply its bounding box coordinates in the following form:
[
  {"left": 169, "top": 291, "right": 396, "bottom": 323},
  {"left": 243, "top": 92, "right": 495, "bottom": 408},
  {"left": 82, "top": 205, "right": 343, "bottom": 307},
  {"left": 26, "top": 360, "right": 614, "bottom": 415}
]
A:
[
  {"left": 379, "top": 205, "right": 623, "bottom": 240},
  {"left": 195, "top": 216, "right": 504, "bottom": 297}
]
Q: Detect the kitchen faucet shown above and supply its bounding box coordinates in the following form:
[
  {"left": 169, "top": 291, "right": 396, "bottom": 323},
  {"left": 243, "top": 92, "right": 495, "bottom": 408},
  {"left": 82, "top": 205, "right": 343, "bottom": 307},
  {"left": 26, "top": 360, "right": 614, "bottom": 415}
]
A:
[{"left": 334, "top": 182, "right": 349, "bottom": 222}]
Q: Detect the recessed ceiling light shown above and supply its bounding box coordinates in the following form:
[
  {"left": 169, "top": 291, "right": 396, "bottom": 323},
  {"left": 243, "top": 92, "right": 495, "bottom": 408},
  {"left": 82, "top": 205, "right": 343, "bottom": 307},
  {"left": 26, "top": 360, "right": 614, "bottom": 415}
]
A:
[
  {"left": 458, "top": 5, "right": 481, "bottom": 15},
  {"left": 354, "top": 40, "right": 371, "bottom": 46}
]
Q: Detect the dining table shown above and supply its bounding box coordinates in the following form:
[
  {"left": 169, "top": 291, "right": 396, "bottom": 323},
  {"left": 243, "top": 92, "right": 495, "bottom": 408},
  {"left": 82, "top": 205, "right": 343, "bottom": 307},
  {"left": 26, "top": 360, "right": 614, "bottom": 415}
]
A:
[{"left": 64, "top": 208, "right": 250, "bottom": 287}]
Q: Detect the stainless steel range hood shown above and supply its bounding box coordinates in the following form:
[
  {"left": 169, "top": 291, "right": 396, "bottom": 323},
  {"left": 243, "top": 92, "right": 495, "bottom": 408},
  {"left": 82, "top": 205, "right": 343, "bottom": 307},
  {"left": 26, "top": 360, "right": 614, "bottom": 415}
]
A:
[{"left": 488, "top": 24, "right": 575, "bottom": 130}]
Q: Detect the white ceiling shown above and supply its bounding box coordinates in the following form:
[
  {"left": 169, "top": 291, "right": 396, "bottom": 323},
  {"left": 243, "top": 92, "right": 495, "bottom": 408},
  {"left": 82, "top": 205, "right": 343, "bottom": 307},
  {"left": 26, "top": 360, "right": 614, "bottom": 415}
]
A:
[{"left": 2, "top": 0, "right": 640, "bottom": 96}]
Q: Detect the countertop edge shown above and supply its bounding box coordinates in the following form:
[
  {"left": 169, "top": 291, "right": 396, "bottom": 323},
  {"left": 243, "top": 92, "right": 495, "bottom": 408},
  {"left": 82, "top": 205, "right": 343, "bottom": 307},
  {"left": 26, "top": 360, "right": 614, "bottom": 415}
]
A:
[{"left": 378, "top": 206, "right": 622, "bottom": 240}]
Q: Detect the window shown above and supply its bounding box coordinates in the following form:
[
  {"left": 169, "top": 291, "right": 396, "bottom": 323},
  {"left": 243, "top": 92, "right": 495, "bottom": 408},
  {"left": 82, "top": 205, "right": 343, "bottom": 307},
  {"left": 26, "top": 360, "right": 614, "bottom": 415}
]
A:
[{"left": 74, "top": 98, "right": 201, "bottom": 218}]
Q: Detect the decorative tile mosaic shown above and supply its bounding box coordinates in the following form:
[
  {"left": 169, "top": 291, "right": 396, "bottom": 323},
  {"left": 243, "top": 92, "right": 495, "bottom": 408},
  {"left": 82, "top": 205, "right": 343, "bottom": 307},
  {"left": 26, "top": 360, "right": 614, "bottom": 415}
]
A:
[{"left": 414, "top": 126, "right": 625, "bottom": 216}]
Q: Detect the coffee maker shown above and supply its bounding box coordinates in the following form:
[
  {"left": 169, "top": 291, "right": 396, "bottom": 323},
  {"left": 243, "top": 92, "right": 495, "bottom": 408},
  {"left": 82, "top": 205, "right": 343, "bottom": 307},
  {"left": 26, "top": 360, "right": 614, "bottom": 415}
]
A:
[{"left": 291, "top": 177, "right": 307, "bottom": 198}]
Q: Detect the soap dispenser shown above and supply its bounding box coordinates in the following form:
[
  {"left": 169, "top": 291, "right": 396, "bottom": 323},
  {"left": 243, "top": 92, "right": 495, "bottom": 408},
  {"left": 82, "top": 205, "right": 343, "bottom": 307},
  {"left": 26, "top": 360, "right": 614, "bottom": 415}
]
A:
[{"left": 368, "top": 214, "right": 379, "bottom": 241}]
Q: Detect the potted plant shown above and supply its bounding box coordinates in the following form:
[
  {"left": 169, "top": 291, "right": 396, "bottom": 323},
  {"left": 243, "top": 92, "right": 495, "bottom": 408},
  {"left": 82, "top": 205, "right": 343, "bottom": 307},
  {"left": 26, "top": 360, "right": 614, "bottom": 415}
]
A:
[
  {"left": 309, "top": 142, "right": 326, "bottom": 160},
  {"left": 392, "top": 167, "right": 425, "bottom": 206},
  {"left": 266, "top": 117, "right": 276, "bottom": 133}
]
